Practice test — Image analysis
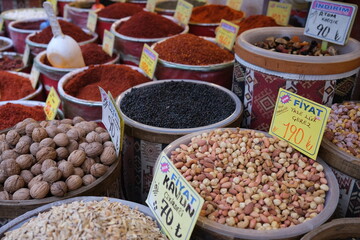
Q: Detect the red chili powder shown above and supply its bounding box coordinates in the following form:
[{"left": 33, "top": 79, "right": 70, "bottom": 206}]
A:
[
  {"left": 64, "top": 65, "right": 150, "bottom": 101},
  {"left": 12, "top": 20, "right": 44, "bottom": 30},
  {"left": 236, "top": 15, "right": 279, "bottom": 35},
  {"left": 154, "top": 33, "right": 234, "bottom": 65},
  {"left": 0, "top": 103, "right": 46, "bottom": 130},
  {"left": 0, "top": 71, "right": 35, "bottom": 101},
  {"left": 116, "top": 11, "right": 184, "bottom": 38},
  {"left": 97, "top": 3, "right": 143, "bottom": 19},
  {"left": 29, "top": 20, "right": 93, "bottom": 44},
  {"left": 190, "top": 4, "right": 244, "bottom": 23}
]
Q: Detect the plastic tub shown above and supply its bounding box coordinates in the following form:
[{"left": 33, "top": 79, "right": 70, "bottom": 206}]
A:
[
  {"left": 57, "top": 0, "right": 74, "bottom": 17},
  {"left": 65, "top": 2, "right": 95, "bottom": 29},
  {"left": 160, "top": 128, "right": 339, "bottom": 240},
  {"left": 111, "top": 16, "right": 188, "bottom": 65},
  {"left": 0, "top": 52, "right": 30, "bottom": 72},
  {"left": 0, "top": 37, "right": 13, "bottom": 52},
  {"left": 152, "top": 37, "right": 234, "bottom": 89},
  {"left": 155, "top": 0, "right": 207, "bottom": 16},
  {"left": 116, "top": 79, "right": 243, "bottom": 203},
  {"left": 126, "top": 0, "right": 147, "bottom": 8},
  {"left": 34, "top": 49, "right": 120, "bottom": 95},
  {"left": 97, "top": 16, "right": 117, "bottom": 43},
  {"left": 233, "top": 27, "right": 360, "bottom": 131}
]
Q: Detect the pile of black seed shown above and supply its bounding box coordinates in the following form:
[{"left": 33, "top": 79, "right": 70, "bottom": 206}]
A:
[{"left": 120, "top": 81, "right": 236, "bottom": 128}]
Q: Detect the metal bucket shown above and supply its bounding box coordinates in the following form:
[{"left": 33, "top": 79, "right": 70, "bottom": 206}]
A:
[
  {"left": 116, "top": 79, "right": 243, "bottom": 203},
  {"left": 111, "top": 16, "right": 188, "bottom": 65}
]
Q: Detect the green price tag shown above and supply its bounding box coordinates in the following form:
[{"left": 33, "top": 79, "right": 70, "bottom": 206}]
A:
[
  {"left": 102, "top": 30, "right": 115, "bottom": 57},
  {"left": 139, "top": 44, "right": 158, "bottom": 79},
  {"left": 216, "top": 19, "right": 239, "bottom": 50},
  {"left": 226, "top": 0, "right": 243, "bottom": 11},
  {"left": 87, "top": 11, "right": 98, "bottom": 33},
  {"left": 269, "top": 88, "right": 331, "bottom": 160},
  {"left": 44, "top": 87, "right": 61, "bottom": 120},
  {"left": 174, "top": 0, "right": 193, "bottom": 26},
  {"left": 266, "top": 1, "right": 292, "bottom": 26}
]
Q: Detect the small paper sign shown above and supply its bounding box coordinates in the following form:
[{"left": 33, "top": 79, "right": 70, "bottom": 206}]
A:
[
  {"left": 216, "top": 19, "right": 239, "bottom": 50},
  {"left": 226, "top": 0, "right": 243, "bottom": 11},
  {"left": 0, "top": 18, "right": 3, "bottom": 32},
  {"left": 304, "top": 0, "right": 357, "bottom": 45},
  {"left": 86, "top": 11, "right": 98, "bottom": 33},
  {"left": 139, "top": 44, "right": 158, "bottom": 79},
  {"left": 100, "top": 87, "right": 123, "bottom": 156},
  {"left": 174, "top": 0, "right": 193, "bottom": 26},
  {"left": 146, "top": 152, "right": 204, "bottom": 240},
  {"left": 29, "top": 65, "right": 40, "bottom": 89},
  {"left": 269, "top": 88, "right": 330, "bottom": 160},
  {"left": 266, "top": 1, "right": 292, "bottom": 26},
  {"left": 44, "top": 87, "right": 61, "bottom": 120},
  {"left": 102, "top": 30, "right": 114, "bottom": 57},
  {"left": 47, "top": 0, "right": 58, "bottom": 14},
  {"left": 22, "top": 44, "right": 31, "bottom": 66},
  {"left": 146, "top": 0, "right": 157, "bottom": 12}
]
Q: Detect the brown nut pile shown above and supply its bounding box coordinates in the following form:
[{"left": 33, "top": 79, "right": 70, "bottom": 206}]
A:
[
  {"left": 254, "top": 36, "right": 337, "bottom": 56},
  {"left": 170, "top": 129, "right": 329, "bottom": 230},
  {"left": 0, "top": 117, "right": 117, "bottom": 200},
  {"left": 324, "top": 101, "right": 360, "bottom": 158}
]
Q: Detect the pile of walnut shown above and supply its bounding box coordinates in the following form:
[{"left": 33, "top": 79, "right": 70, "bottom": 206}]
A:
[{"left": 0, "top": 117, "right": 117, "bottom": 200}]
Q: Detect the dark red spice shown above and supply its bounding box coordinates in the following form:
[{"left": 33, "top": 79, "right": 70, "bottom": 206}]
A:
[
  {"left": 97, "top": 3, "right": 143, "bottom": 19},
  {"left": 0, "top": 71, "right": 35, "bottom": 101},
  {"left": 236, "top": 15, "right": 279, "bottom": 35},
  {"left": 12, "top": 20, "right": 44, "bottom": 30},
  {"left": 0, "top": 103, "right": 46, "bottom": 130},
  {"left": 0, "top": 55, "right": 24, "bottom": 70},
  {"left": 116, "top": 11, "right": 184, "bottom": 38},
  {"left": 190, "top": 5, "right": 244, "bottom": 23},
  {"left": 29, "top": 20, "right": 92, "bottom": 44},
  {"left": 154, "top": 33, "right": 234, "bottom": 65},
  {"left": 64, "top": 65, "right": 150, "bottom": 101}
]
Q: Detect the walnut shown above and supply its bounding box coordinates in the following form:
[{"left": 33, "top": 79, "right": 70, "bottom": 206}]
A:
[
  {"left": 100, "top": 146, "right": 117, "bottom": 165},
  {"left": 28, "top": 174, "right": 43, "bottom": 189},
  {"left": 19, "top": 135, "right": 32, "bottom": 145},
  {"left": 0, "top": 168, "right": 7, "bottom": 183},
  {"left": 85, "top": 131, "right": 101, "bottom": 143},
  {"left": 90, "top": 163, "right": 108, "bottom": 177},
  {"left": 0, "top": 133, "right": 5, "bottom": 141},
  {"left": 39, "top": 120, "right": 48, "bottom": 128},
  {"left": 67, "top": 140, "right": 79, "bottom": 153},
  {"left": 32, "top": 127, "right": 48, "bottom": 142},
  {"left": 41, "top": 159, "right": 57, "bottom": 173},
  {"left": 30, "top": 142, "right": 40, "bottom": 156},
  {"left": 0, "top": 159, "right": 21, "bottom": 176},
  {"left": 60, "top": 119, "right": 73, "bottom": 125},
  {"left": 0, "top": 190, "right": 11, "bottom": 200},
  {"left": 73, "top": 167, "right": 84, "bottom": 177},
  {"left": 36, "top": 147, "right": 57, "bottom": 163},
  {"left": 57, "top": 159, "right": 67, "bottom": 166},
  {"left": 25, "top": 122, "right": 40, "bottom": 136},
  {"left": 14, "top": 140, "right": 30, "bottom": 154},
  {"left": 99, "top": 132, "right": 110, "bottom": 143},
  {"left": 67, "top": 150, "right": 86, "bottom": 167},
  {"left": 57, "top": 123, "right": 72, "bottom": 133},
  {"left": 103, "top": 141, "right": 114, "bottom": 148},
  {"left": 30, "top": 163, "right": 42, "bottom": 175},
  {"left": 39, "top": 138, "right": 56, "bottom": 149},
  {"left": 72, "top": 116, "right": 85, "bottom": 125},
  {"left": 16, "top": 154, "right": 35, "bottom": 169},
  {"left": 53, "top": 133, "right": 69, "bottom": 147},
  {"left": 95, "top": 127, "right": 107, "bottom": 134},
  {"left": 65, "top": 175, "right": 83, "bottom": 191},
  {"left": 4, "top": 175, "right": 25, "bottom": 193},
  {"left": 6, "top": 130, "right": 20, "bottom": 146},
  {"left": 75, "top": 127, "right": 86, "bottom": 138},
  {"left": 50, "top": 181, "right": 67, "bottom": 197},
  {"left": 30, "top": 181, "right": 49, "bottom": 199},
  {"left": 75, "top": 121, "right": 96, "bottom": 134},
  {"left": 45, "top": 125, "right": 59, "bottom": 138},
  {"left": 78, "top": 142, "right": 88, "bottom": 151},
  {"left": 22, "top": 118, "right": 37, "bottom": 124},
  {"left": 66, "top": 128, "right": 80, "bottom": 141},
  {"left": 14, "top": 121, "right": 27, "bottom": 135},
  {"left": 85, "top": 142, "right": 103, "bottom": 157},
  {"left": 13, "top": 188, "right": 30, "bottom": 200},
  {"left": 56, "top": 147, "right": 69, "bottom": 160},
  {"left": 82, "top": 174, "right": 96, "bottom": 186},
  {"left": 58, "top": 161, "right": 74, "bottom": 178},
  {"left": 43, "top": 167, "right": 62, "bottom": 183},
  {"left": 20, "top": 170, "right": 34, "bottom": 184},
  {"left": 81, "top": 158, "right": 95, "bottom": 174},
  {"left": 0, "top": 141, "right": 10, "bottom": 155},
  {"left": 2, "top": 149, "right": 19, "bottom": 160},
  {"left": 48, "top": 120, "right": 60, "bottom": 127}
]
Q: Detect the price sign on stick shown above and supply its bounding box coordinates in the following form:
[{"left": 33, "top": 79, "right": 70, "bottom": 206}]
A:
[
  {"left": 87, "top": 11, "right": 98, "bottom": 33},
  {"left": 22, "top": 44, "right": 31, "bottom": 66},
  {"left": 146, "top": 0, "right": 156, "bottom": 12},
  {"left": 216, "top": 19, "right": 239, "bottom": 51},
  {"left": 47, "top": 0, "right": 58, "bottom": 14},
  {"left": 29, "top": 65, "right": 40, "bottom": 89},
  {"left": 269, "top": 88, "right": 330, "bottom": 160},
  {"left": 266, "top": 1, "right": 292, "bottom": 26},
  {"left": 44, "top": 87, "right": 61, "bottom": 120},
  {"left": 226, "top": 0, "right": 243, "bottom": 11},
  {"left": 146, "top": 152, "right": 204, "bottom": 240},
  {"left": 174, "top": 0, "right": 193, "bottom": 26},
  {"left": 305, "top": 0, "right": 357, "bottom": 45},
  {"left": 102, "top": 30, "right": 115, "bottom": 57},
  {"left": 139, "top": 44, "right": 158, "bottom": 79},
  {"left": 0, "top": 18, "right": 3, "bottom": 31}
]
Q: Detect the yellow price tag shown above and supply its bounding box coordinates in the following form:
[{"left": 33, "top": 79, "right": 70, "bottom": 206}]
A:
[
  {"left": 0, "top": 18, "right": 3, "bottom": 32},
  {"left": 87, "top": 11, "right": 98, "bottom": 33},
  {"left": 269, "top": 88, "right": 330, "bottom": 160},
  {"left": 29, "top": 65, "right": 40, "bottom": 89},
  {"left": 226, "top": 0, "right": 243, "bottom": 11},
  {"left": 266, "top": 1, "right": 292, "bottom": 26},
  {"left": 174, "top": 0, "right": 193, "bottom": 26},
  {"left": 146, "top": 0, "right": 157, "bottom": 12},
  {"left": 139, "top": 44, "right": 158, "bottom": 79},
  {"left": 215, "top": 19, "right": 239, "bottom": 50},
  {"left": 146, "top": 152, "right": 204, "bottom": 240},
  {"left": 102, "top": 30, "right": 114, "bottom": 57},
  {"left": 47, "top": 0, "right": 58, "bottom": 14},
  {"left": 44, "top": 87, "right": 61, "bottom": 121}
]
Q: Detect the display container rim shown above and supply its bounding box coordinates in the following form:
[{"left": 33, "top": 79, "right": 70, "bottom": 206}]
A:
[
  {"left": 0, "top": 52, "right": 28, "bottom": 72},
  {"left": 8, "top": 18, "right": 48, "bottom": 34},
  {"left": 0, "top": 8, "right": 46, "bottom": 21},
  {"left": 0, "top": 36, "right": 13, "bottom": 52}
]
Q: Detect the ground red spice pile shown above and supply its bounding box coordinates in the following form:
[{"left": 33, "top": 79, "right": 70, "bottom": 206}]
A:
[
  {"left": 29, "top": 20, "right": 93, "bottom": 44},
  {"left": 0, "top": 103, "right": 45, "bottom": 130},
  {"left": 190, "top": 4, "right": 244, "bottom": 23},
  {"left": 12, "top": 20, "right": 43, "bottom": 30},
  {"left": 97, "top": 3, "right": 143, "bottom": 19},
  {"left": 237, "top": 15, "right": 279, "bottom": 35},
  {"left": 64, "top": 65, "right": 150, "bottom": 101},
  {"left": 154, "top": 33, "right": 234, "bottom": 65},
  {"left": 116, "top": 11, "right": 184, "bottom": 38},
  {"left": 0, "top": 71, "right": 35, "bottom": 101}
]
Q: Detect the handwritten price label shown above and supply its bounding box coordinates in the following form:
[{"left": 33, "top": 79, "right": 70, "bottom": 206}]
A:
[
  {"left": 102, "top": 30, "right": 114, "bottom": 57},
  {"left": 29, "top": 65, "right": 40, "bottom": 89},
  {"left": 174, "top": 0, "right": 193, "bottom": 26},
  {"left": 87, "top": 11, "right": 98, "bottom": 33},
  {"left": 146, "top": 0, "right": 156, "bottom": 12},
  {"left": 146, "top": 152, "right": 204, "bottom": 240},
  {"left": 216, "top": 19, "right": 239, "bottom": 50},
  {"left": 266, "top": 1, "right": 292, "bottom": 26},
  {"left": 22, "top": 44, "right": 31, "bottom": 66},
  {"left": 269, "top": 89, "right": 330, "bottom": 160},
  {"left": 44, "top": 87, "right": 61, "bottom": 120},
  {"left": 226, "top": 0, "right": 243, "bottom": 11},
  {"left": 304, "top": 0, "right": 357, "bottom": 45},
  {"left": 139, "top": 44, "right": 158, "bottom": 79}
]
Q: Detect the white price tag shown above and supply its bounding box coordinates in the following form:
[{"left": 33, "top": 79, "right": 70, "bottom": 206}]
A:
[
  {"left": 30, "top": 65, "right": 40, "bottom": 89},
  {"left": 305, "top": 0, "right": 357, "bottom": 45}
]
